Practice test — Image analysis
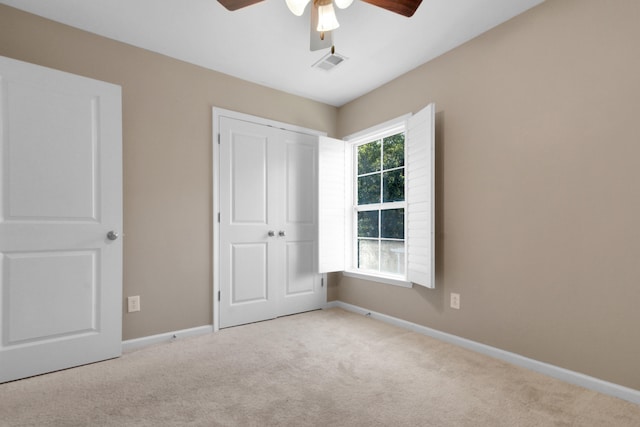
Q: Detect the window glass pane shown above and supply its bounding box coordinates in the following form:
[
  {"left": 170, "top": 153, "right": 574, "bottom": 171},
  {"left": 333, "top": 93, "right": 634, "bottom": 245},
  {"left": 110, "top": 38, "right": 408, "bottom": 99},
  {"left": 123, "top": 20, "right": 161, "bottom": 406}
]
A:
[
  {"left": 358, "top": 239, "right": 379, "bottom": 271},
  {"left": 354, "top": 129, "right": 407, "bottom": 278},
  {"left": 358, "top": 175, "right": 380, "bottom": 205},
  {"left": 380, "top": 240, "right": 405, "bottom": 275},
  {"left": 381, "top": 208, "right": 404, "bottom": 239},
  {"left": 358, "top": 211, "right": 379, "bottom": 238},
  {"left": 358, "top": 140, "right": 381, "bottom": 175},
  {"left": 383, "top": 169, "right": 404, "bottom": 202},
  {"left": 383, "top": 133, "right": 404, "bottom": 169}
]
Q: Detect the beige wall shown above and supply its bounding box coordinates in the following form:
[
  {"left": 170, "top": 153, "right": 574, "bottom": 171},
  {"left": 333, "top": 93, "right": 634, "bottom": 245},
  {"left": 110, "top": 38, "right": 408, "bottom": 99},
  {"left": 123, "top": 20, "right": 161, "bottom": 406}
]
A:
[
  {"left": 0, "top": 5, "right": 337, "bottom": 340},
  {"left": 2, "top": 0, "right": 639, "bottom": 391},
  {"left": 338, "top": 0, "right": 640, "bottom": 390}
]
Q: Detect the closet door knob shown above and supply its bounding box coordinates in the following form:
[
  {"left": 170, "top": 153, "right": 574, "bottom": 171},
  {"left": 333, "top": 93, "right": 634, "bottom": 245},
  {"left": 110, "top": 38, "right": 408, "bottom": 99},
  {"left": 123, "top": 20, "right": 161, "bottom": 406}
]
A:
[
  {"left": 278, "top": 230, "right": 286, "bottom": 237},
  {"left": 268, "top": 230, "right": 275, "bottom": 237},
  {"left": 107, "top": 231, "right": 119, "bottom": 241}
]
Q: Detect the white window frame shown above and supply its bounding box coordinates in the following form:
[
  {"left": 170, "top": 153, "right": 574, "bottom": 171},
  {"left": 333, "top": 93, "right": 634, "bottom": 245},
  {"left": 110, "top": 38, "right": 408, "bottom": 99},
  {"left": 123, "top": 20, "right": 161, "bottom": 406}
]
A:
[
  {"left": 346, "top": 120, "right": 410, "bottom": 285},
  {"left": 318, "top": 104, "right": 435, "bottom": 289}
]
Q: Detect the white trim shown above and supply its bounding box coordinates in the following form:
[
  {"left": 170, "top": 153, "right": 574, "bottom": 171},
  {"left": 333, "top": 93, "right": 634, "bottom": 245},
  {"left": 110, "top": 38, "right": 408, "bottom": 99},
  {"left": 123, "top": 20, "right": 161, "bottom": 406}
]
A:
[
  {"left": 212, "top": 107, "right": 327, "bottom": 332},
  {"left": 212, "top": 109, "right": 221, "bottom": 332},
  {"left": 343, "top": 113, "right": 411, "bottom": 142},
  {"left": 324, "top": 301, "right": 640, "bottom": 405},
  {"left": 122, "top": 325, "right": 213, "bottom": 352},
  {"left": 343, "top": 270, "right": 412, "bottom": 288},
  {"left": 213, "top": 107, "right": 326, "bottom": 137}
]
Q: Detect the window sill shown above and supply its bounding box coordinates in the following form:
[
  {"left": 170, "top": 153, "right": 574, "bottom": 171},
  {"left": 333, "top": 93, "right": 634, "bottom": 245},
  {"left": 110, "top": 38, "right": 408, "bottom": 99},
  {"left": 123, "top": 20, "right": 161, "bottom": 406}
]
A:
[{"left": 342, "top": 270, "right": 413, "bottom": 288}]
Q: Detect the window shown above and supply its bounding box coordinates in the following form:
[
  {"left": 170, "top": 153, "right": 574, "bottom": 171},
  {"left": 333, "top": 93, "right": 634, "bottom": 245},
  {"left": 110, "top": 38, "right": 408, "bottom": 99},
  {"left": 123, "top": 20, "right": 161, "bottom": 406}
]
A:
[
  {"left": 318, "top": 103, "right": 435, "bottom": 289},
  {"left": 355, "top": 132, "right": 406, "bottom": 277}
]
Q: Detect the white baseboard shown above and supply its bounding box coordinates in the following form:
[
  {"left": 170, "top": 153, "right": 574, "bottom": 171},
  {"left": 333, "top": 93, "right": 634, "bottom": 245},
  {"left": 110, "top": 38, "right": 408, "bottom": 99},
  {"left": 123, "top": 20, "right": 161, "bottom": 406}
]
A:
[
  {"left": 122, "top": 325, "right": 213, "bottom": 352},
  {"left": 324, "top": 300, "right": 640, "bottom": 405}
]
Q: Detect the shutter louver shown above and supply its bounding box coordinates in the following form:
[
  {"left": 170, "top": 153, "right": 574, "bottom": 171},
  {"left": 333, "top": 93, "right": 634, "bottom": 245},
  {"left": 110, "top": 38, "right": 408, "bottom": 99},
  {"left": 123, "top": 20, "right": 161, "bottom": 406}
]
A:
[
  {"left": 406, "top": 104, "right": 435, "bottom": 288},
  {"left": 318, "top": 136, "right": 346, "bottom": 273}
]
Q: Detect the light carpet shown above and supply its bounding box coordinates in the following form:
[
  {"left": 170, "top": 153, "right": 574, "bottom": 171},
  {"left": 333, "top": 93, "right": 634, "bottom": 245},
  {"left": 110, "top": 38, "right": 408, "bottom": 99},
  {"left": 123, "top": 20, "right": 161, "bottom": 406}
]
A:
[{"left": 1, "top": 308, "right": 638, "bottom": 426}]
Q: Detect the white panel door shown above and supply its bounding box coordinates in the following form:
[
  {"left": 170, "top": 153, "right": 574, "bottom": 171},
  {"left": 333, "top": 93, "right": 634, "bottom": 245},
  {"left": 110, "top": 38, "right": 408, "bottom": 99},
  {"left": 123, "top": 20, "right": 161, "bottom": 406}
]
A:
[
  {"left": 219, "top": 118, "right": 281, "bottom": 328},
  {"left": 279, "top": 132, "right": 322, "bottom": 316},
  {"left": 218, "top": 117, "right": 322, "bottom": 328},
  {"left": 0, "top": 56, "right": 122, "bottom": 383}
]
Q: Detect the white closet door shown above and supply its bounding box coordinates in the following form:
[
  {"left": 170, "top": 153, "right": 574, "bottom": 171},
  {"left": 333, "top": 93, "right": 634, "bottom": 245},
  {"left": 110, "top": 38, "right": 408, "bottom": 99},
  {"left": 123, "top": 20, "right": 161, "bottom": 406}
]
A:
[
  {"left": 219, "top": 118, "right": 281, "bottom": 328},
  {"left": 218, "top": 117, "right": 322, "bottom": 328},
  {"left": 0, "top": 56, "right": 123, "bottom": 383},
  {"left": 278, "top": 130, "right": 323, "bottom": 317}
]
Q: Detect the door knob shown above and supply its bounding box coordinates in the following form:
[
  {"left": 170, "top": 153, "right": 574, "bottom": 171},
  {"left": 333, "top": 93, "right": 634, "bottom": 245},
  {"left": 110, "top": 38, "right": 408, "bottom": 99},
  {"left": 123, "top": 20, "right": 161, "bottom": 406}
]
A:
[
  {"left": 268, "top": 230, "right": 275, "bottom": 237},
  {"left": 278, "top": 230, "right": 286, "bottom": 237},
  {"left": 107, "top": 231, "right": 119, "bottom": 241}
]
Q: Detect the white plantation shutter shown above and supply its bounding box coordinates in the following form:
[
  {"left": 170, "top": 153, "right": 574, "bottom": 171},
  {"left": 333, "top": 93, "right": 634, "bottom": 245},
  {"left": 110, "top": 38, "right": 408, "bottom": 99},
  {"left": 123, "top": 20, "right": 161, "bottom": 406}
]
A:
[
  {"left": 317, "top": 105, "right": 435, "bottom": 286},
  {"left": 318, "top": 136, "right": 346, "bottom": 273},
  {"left": 406, "top": 103, "right": 435, "bottom": 288}
]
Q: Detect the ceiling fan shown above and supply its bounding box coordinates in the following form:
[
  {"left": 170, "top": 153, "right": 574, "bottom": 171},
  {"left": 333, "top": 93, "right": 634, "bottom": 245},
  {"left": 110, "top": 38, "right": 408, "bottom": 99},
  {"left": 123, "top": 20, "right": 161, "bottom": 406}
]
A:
[{"left": 217, "top": 0, "right": 423, "bottom": 51}]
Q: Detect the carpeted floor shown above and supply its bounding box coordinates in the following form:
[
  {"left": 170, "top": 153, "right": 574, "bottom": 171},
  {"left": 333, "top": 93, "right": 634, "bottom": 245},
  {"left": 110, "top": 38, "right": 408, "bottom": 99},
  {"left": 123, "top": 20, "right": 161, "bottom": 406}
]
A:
[{"left": 0, "top": 308, "right": 638, "bottom": 426}]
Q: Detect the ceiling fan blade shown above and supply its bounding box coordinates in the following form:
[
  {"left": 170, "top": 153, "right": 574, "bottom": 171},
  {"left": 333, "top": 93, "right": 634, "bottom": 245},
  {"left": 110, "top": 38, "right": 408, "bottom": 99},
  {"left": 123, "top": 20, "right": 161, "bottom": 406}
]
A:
[
  {"left": 217, "top": 0, "right": 264, "bottom": 11},
  {"left": 360, "top": 0, "right": 423, "bottom": 17}
]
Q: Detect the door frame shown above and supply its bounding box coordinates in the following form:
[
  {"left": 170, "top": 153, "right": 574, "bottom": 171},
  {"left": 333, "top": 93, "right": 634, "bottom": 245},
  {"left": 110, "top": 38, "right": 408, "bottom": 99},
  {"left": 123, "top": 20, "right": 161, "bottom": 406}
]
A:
[{"left": 212, "top": 108, "right": 326, "bottom": 331}]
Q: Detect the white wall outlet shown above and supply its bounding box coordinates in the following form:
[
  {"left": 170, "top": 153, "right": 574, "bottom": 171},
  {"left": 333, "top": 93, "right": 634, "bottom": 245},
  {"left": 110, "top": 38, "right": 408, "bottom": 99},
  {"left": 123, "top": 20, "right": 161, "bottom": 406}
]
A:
[
  {"left": 127, "top": 295, "right": 141, "bottom": 313},
  {"left": 450, "top": 293, "right": 460, "bottom": 310}
]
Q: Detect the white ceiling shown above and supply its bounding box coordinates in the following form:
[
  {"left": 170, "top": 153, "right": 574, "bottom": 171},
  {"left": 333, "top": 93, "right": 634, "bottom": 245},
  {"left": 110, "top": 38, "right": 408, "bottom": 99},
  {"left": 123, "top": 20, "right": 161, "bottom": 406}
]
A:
[{"left": 1, "top": 0, "right": 543, "bottom": 106}]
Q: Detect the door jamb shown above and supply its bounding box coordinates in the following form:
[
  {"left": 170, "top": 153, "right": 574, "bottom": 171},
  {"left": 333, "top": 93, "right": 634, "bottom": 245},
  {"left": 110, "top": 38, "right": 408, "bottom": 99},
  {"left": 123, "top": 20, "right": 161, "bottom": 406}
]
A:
[{"left": 212, "top": 108, "right": 327, "bottom": 332}]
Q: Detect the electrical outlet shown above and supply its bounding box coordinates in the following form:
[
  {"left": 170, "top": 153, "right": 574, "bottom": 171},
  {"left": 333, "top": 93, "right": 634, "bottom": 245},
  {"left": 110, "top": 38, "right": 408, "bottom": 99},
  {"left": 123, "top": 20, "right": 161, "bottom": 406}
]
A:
[
  {"left": 127, "top": 296, "right": 141, "bottom": 313},
  {"left": 450, "top": 293, "right": 460, "bottom": 310}
]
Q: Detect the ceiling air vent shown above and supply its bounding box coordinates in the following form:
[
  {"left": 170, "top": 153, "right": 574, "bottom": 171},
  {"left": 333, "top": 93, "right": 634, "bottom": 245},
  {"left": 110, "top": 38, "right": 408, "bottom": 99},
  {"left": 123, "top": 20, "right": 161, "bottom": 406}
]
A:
[{"left": 312, "top": 51, "right": 348, "bottom": 71}]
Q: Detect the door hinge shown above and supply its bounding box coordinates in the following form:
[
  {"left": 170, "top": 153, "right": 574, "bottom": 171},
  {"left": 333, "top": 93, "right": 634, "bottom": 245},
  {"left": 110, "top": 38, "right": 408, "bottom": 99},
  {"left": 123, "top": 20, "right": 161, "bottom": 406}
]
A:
[
  {"left": 321, "top": 277, "right": 324, "bottom": 288},
  {"left": 218, "top": 212, "right": 220, "bottom": 223},
  {"left": 217, "top": 133, "right": 220, "bottom": 144},
  {"left": 218, "top": 290, "right": 221, "bottom": 301}
]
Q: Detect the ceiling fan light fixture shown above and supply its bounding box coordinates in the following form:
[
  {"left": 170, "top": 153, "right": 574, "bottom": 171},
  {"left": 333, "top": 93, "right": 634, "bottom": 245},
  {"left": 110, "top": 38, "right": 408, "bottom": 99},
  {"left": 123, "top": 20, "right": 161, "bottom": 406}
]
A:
[
  {"left": 285, "top": 0, "right": 311, "bottom": 16},
  {"left": 334, "top": 0, "right": 353, "bottom": 9},
  {"left": 317, "top": 3, "right": 340, "bottom": 32}
]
